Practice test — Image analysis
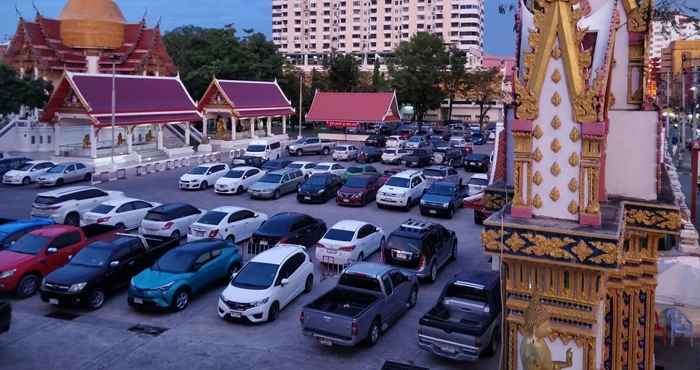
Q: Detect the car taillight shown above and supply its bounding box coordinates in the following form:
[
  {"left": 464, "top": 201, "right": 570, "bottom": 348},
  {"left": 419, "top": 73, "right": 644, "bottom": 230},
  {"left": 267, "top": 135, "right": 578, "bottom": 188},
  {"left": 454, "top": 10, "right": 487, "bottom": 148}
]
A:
[
  {"left": 209, "top": 229, "right": 219, "bottom": 238},
  {"left": 97, "top": 217, "right": 111, "bottom": 224},
  {"left": 299, "top": 311, "right": 305, "bottom": 323},
  {"left": 419, "top": 255, "right": 426, "bottom": 269},
  {"left": 339, "top": 245, "right": 355, "bottom": 252},
  {"left": 351, "top": 321, "right": 359, "bottom": 336},
  {"left": 163, "top": 222, "right": 174, "bottom": 230}
]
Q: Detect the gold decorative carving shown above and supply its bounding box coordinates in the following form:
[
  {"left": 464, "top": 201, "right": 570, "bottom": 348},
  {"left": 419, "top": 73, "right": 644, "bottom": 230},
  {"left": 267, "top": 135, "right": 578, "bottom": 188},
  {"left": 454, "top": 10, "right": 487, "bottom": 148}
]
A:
[
  {"left": 625, "top": 208, "right": 683, "bottom": 231},
  {"left": 551, "top": 116, "right": 562, "bottom": 130},
  {"left": 534, "top": 194, "right": 543, "bottom": 209},
  {"left": 481, "top": 230, "right": 504, "bottom": 252},
  {"left": 568, "top": 152, "right": 579, "bottom": 167},
  {"left": 550, "top": 187, "right": 561, "bottom": 202},
  {"left": 551, "top": 69, "right": 562, "bottom": 84},
  {"left": 589, "top": 242, "right": 618, "bottom": 264},
  {"left": 521, "top": 292, "right": 574, "bottom": 370},
  {"left": 551, "top": 92, "right": 562, "bottom": 107},
  {"left": 506, "top": 233, "right": 528, "bottom": 253},
  {"left": 484, "top": 193, "right": 506, "bottom": 210},
  {"left": 515, "top": 79, "right": 539, "bottom": 120},
  {"left": 551, "top": 139, "right": 562, "bottom": 153},
  {"left": 514, "top": 162, "right": 525, "bottom": 207},
  {"left": 608, "top": 93, "right": 616, "bottom": 107},
  {"left": 568, "top": 178, "right": 578, "bottom": 192},
  {"left": 571, "top": 240, "right": 593, "bottom": 261},
  {"left": 573, "top": 88, "right": 599, "bottom": 124},
  {"left": 533, "top": 171, "right": 543, "bottom": 186},
  {"left": 522, "top": 233, "right": 576, "bottom": 260},
  {"left": 550, "top": 162, "right": 561, "bottom": 176},
  {"left": 568, "top": 200, "right": 579, "bottom": 215},
  {"left": 569, "top": 127, "right": 580, "bottom": 142},
  {"left": 624, "top": 0, "right": 650, "bottom": 33},
  {"left": 534, "top": 125, "right": 544, "bottom": 139},
  {"left": 533, "top": 148, "right": 543, "bottom": 162}
]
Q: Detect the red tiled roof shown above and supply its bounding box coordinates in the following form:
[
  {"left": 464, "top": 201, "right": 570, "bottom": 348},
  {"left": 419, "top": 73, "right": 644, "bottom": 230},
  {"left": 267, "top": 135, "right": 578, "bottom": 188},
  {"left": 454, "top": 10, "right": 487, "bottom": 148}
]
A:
[
  {"left": 305, "top": 91, "right": 400, "bottom": 123},
  {"left": 483, "top": 54, "right": 516, "bottom": 78},
  {"left": 198, "top": 79, "right": 295, "bottom": 118}
]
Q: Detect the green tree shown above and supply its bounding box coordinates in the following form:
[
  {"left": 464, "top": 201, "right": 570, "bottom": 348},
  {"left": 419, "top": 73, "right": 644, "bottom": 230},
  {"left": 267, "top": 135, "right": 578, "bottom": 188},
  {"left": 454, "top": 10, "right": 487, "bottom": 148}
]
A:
[
  {"left": 461, "top": 69, "right": 502, "bottom": 129},
  {"left": 0, "top": 63, "right": 52, "bottom": 115},
  {"left": 371, "top": 62, "right": 389, "bottom": 92},
  {"left": 326, "top": 54, "right": 360, "bottom": 92},
  {"left": 443, "top": 48, "right": 466, "bottom": 122},
  {"left": 388, "top": 32, "right": 449, "bottom": 121}
]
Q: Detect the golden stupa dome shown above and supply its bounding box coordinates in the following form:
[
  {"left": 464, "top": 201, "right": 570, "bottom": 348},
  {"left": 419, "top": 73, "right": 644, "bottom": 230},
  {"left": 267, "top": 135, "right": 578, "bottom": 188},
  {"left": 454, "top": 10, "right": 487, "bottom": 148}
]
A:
[{"left": 59, "top": 0, "right": 126, "bottom": 49}]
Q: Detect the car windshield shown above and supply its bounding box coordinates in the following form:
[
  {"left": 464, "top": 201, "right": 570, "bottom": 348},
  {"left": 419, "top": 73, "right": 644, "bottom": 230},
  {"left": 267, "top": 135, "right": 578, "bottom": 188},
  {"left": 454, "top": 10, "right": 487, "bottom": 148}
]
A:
[
  {"left": 230, "top": 262, "right": 279, "bottom": 290},
  {"left": 324, "top": 228, "right": 355, "bottom": 242},
  {"left": 189, "top": 166, "right": 207, "bottom": 175},
  {"left": 47, "top": 165, "right": 66, "bottom": 174},
  {"left": 445, "top": 283, "right": 488, "bottom": 302},
  {"left": 385, "top": 177, "right": 410, "bottom": 188},
  {"left": 428, "top": 183, "right": 456, "bottom": 196},
  {"left": 469, "top": 177, "right": 489, "bottom": 186},
  {"left": 345, "top": 177, "right": 370, "bottom": 187},
  {"left": 294, "top": 138, "right": 307, "bottom": 144},
  {"left": 423, "top": 169, "right": 446, "bottom": 178},
  {"left": 409, "top": 137, "right": 421, "bottom": 142},
  {"left": 259, "top": 174, "right": 283, "bottom": 183},
  {"left": 17, "top": 163, "right": 33, "bottom": 171},
  {"left": 8, "top": 234, "right": 49, "bottom": 255},
  {"left": 198, "top": 211, "right": 227, "bottom": 225},
  {"left": 315, "top": 165, "right": 331, "bottom": 171},
  {"left": 152, "top": 249, "right": 198, "bottom": 273},
  {"left": 70, "top": 246, "right": 111, "bottom": 267},
  {"left": 383, "top": 149, "right": 396, "bottom": 154},
  {"left": 347, "top": 167, "right": 362, "bottom": 174},
  {"left": 386, "top": 235, "right": 421, "bottom": 253},
  {"left": 307, "top": 175, "right": 328, "bottom": 185},
  {"left": 90, "top": 204, "right": 115, "bottom": 214},
  {"left": 224, "top": 170, "right": 244, "bottom": 179},
  {"left": 247, "top": 145, "right": 266, "bottom": 152},
  {"left": 339, "top": 273, "right": 381, "bottom": 292},
  {"left": 34, "top": 196, "right": 59, "bottom": 205}
]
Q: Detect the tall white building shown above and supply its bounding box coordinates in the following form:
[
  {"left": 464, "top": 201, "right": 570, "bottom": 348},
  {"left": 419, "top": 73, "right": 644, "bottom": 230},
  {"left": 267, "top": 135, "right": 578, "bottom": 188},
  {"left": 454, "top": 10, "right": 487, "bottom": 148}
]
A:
[
  {"left": 271, "top": 0, "right": 485, "bottom": 69},
  {"left": 650, "top": 14, "right": 700, "bottom": 60}
]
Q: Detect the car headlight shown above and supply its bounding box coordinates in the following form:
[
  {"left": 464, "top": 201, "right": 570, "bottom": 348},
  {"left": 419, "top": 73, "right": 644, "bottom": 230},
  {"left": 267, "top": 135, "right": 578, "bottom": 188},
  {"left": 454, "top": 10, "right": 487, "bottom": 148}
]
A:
[
  {"left": 68, "top": 282, "right": 87, "bottom": 293},
  {"left": 317, "top": 189, "right": 325, "bottom": 194},
  {"left": 157, "top": 281, "right": 175, "bottom": 292},
  {"left": 420, "top": 200, "right": 426, "bottom": 205},
  {"left": 442, "top": 202, "right": 450, "bottom": 208},
  {"left": 251, "top": 297, "right": 270, "bottom": 307},
  {"left": 0, "top": 269, "right": 16, "bottom": 279},
  {"left": 130, "top": 277, "right": 136, "bottom": 286}
]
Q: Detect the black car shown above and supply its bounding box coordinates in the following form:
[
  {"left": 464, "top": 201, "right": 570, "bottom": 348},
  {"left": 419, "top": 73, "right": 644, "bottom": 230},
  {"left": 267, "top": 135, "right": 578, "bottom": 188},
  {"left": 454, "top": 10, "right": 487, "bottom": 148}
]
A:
[
  {"left": 40, "top": 234, "right": 179, "bottom": 310},
  {"left": 0, "top": 157, "right": 31, "bottom": 177},
  {"left": 357, "top": 146, "right": 383, "bottom": 163},
  {"left": 262, "top": 159, "right": 292, "bottom": 172},
  {"left": 297, "top": 173, "right": 344, "bottom": 203},
  {"left": 471, "top": 132, "right": 486, "bottom": 145},
  {"left": 433, "top": 147, "right": 465, "bottom": 168},
  {"left": 365, "top": 135, "right": 387, "bottom": 147},
  {"left": 233, "top": 156, "right": 266, "bottom": 168},
  {"left": 464, "top": 153, "right": 490, "bottom": 173},
  {"left": 403, "top": 149, "right": 432, "bottom": 168},
  {"left": 250, "top": 212, "right": 327, "bottom": 252},
  {"left": 381, "top": 219, "right": 457, "bottom": 282}
]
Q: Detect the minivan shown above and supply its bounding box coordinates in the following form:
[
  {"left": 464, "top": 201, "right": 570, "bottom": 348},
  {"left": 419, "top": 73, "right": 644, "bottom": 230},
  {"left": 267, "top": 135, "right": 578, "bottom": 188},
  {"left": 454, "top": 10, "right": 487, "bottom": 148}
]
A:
[{"left": 245, "top": 139, "right": 282, "bottom": 161}]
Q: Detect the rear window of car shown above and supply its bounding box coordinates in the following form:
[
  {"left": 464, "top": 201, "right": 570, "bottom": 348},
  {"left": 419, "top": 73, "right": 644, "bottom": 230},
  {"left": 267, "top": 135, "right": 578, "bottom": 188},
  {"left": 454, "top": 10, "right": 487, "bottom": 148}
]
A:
[
  {"left": 91, "top": 204, "right": 115, "bottom": 214},
  {"left": 324, "top": 228, "right": 355, "bottom": 242},
  {"left": 257, "top": 217, "right": 295, "bottom": 234},
  {"left": 34, "top": 196, "right": 60, "bottom": 205},
  {"left": 339, "top": 273, "right": 382, "bottom": 292},
  {"left": 423, "top": 169, "right": 446, "bottom": 177},
  {"left": 386, "top": 235, "right": 422, "bottom": 253},
  {"left": 445, "top": 282, "right": 489, "bottom": 303},
  {"left": 260, "top": 174, "right": 283, "bottom": 183},
  {"left": 198, "top": 211, "right": 227, "bottom": 225},
  {"left": 144, "top": 211, "right": 173, "bottom": 222}
]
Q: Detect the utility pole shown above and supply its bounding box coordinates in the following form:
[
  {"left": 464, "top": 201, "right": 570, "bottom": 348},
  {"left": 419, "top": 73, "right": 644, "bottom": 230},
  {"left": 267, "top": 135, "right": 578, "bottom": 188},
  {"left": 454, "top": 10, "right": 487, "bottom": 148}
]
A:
[
  {"left": 111, "top": 57, "right": 117, "bottom": 171},
  {"left": 298, "top": 71, "right": 303, "bottom": 139}
]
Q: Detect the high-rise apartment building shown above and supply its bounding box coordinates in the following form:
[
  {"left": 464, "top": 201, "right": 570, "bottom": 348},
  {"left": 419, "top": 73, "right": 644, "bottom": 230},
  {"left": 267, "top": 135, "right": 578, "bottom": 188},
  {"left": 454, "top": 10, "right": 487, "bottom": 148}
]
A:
[
  {"left": 650, "top": 14, "right": 700, "bottom": 60},
  {"left": 271, "top": 0, "right": 485, "bottom": 69}
]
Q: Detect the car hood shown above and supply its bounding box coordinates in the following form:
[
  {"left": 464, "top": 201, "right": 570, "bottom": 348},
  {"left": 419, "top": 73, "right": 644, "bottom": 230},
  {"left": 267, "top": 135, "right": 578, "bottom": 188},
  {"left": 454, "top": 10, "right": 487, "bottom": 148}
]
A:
[
  {"left": 132, "top": 269, "right": 191, "bottom": 289},
  {"left": 249, "top": 182, "right": 279, "bottom": 191},
  {"left": 221, "top": 284, "right": 271, "bottom": 302},
  {"left": 339, "top": 186, "right": 365, "bottom": 194},
  {"left": 300, "top": 183, "right": 325, "bottom": 192},
  {"left": 180, "top": 174, "right": 204, "bottom": 182},
  {"left": 46, "top": 264, "right": 105, "bottom": 285},
  {"left": 217, "top": 177, "right": 242, "bottom": 185},
  {"left": 3, "top": 170, "right": 28, "bottom": 178},
  {"left": 423, "top": 194, "right": 452, "bottom": 203},
  {"left": 381, "top": 186, "right": 408, "bottom": 194},
  {"left": 0, "top": 250, "right": 36, "bottom": 270}
]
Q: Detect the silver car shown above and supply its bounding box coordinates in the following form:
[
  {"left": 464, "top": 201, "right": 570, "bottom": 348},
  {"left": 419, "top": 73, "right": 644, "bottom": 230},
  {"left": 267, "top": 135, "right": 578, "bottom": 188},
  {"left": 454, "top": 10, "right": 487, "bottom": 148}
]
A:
[
  {"left": 248, "top": 169, "right": 305, "bottom": 199},
  {"left": 37, "top": 162, "right": 94, "bottom": 187},
  {"left": 422, "top": 165, "right": 462, "bottom": 187}
]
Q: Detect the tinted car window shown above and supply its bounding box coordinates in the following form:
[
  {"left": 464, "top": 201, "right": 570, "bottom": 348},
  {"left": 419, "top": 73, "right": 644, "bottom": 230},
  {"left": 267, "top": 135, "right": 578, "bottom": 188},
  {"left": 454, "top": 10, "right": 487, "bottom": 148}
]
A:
[
  {"left": 8, "top": 235, "right": 49, "bottom": 255},
  {"left": 76, "top": 163, "right": 86, "bottom": 170},
  {"left": 132, "top": 201, "right": 152, "bottom": 210},
  {"left": 339, "top": 273, "right": 381, "bottom": 292},
  {"left": 198, "top": 211, "right": 227, "bottom": 225},
  {"left": 382, "top": 274, "right": 393, "bottom": 295},
  {"left": 91, "top": 204, "right": 115, "bottom": 214},
  {"left": 230, "top": 262, "right": 278, "bottom": 290},
  {"left": 324, "top": 228, "right": 355, "bottom": 242},
  {"left": 258, "top": 216, "right": 294, "bottom": 234},
  {"left": 153, "top": 249, "right": 198, "bottom": 273},
  {"left": 117, "top": 202, "right": 134, "bottom": 213},
  {"left": 390, "top": 270, "right": 407, "bottom": 287}
]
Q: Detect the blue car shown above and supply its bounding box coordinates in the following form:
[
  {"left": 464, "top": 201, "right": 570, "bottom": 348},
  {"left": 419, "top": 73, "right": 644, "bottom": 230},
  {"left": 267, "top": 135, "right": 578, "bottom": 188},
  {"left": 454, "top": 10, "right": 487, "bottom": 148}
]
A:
[
  {"left": 0, "top": 218, "right": 55, "bottom": 249},
  {"left": 471, "top": 132, "right": 486, "bottom": 145},
  {"left": 419, "top": 181, "right": 464, "bottom": 219},
  {"left": 128, "top": 239, "right": 242, "bottom": 311}
]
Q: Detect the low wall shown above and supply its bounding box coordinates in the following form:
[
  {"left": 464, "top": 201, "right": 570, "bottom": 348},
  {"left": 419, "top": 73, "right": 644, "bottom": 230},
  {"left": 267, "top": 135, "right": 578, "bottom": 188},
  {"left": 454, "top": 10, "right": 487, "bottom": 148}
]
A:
[{"left": 318, "top": 133, "right": 368, "bottom": 143}]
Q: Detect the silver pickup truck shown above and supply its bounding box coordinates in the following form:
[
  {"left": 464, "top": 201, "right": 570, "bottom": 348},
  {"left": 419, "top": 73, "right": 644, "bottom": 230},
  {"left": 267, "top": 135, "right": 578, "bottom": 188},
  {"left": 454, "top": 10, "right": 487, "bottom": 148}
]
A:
[
  {"left": 301, "top": 262, "right": 418, "bottom": 347},
  {"left": 417, "top": 270, "right": 501, "bottom": 361},
  {"left": 287, "top": 137, "right": 336, "bottom": 156}
]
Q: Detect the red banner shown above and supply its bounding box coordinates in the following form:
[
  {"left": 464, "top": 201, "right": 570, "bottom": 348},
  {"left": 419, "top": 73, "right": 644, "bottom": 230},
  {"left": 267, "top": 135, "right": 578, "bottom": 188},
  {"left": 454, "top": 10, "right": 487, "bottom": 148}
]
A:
[{"left": 325, "top": 120, "right": 361, "bottom": 129}]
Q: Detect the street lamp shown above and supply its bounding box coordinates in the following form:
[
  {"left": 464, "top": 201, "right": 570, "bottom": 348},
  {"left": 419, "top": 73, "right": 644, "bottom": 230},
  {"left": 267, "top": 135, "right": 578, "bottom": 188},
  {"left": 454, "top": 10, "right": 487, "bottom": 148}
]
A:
[{"left": 109, "top": 54, "right": 120, "bottom": 171}]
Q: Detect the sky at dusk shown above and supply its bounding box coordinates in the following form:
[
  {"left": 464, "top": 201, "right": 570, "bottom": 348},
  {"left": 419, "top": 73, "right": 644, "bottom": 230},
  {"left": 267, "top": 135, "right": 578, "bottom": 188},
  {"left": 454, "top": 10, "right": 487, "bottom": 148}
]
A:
[{"left": 1, "top": 0, "right": 516, "bottom": 57}]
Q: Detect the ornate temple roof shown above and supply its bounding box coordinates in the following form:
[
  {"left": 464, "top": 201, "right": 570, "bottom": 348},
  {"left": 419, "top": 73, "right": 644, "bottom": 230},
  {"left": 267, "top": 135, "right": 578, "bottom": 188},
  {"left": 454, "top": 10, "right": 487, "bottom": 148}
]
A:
[
  {"left": 198, "top": 79, "right": 295, "bottom": 119},
  {"left": 305, "top": 92, "right": 400, "bottom": 123}
]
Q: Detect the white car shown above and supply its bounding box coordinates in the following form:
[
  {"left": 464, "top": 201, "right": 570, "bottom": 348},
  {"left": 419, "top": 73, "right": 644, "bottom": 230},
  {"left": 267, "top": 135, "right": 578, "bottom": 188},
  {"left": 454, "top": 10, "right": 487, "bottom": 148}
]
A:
[
  {"left": 287, "top": 161, "right": 316, "bottom": 178},
  {"left": 332, "top": 144, "right": 359, "bottom": 161},
  {"left": 139, "top": 203, "right": 206, "bottom": 240},
  {"left": 377, "top": 170, "right": 427, "bottom": 210},
  {"left": 386, "top": 135, "right": 406, "bottom": 148},
  {"left": 2, "top": 161, "right": 55, "bottom": 185},
  {"left": 218, "top": 244, "right": 315, "bottom": 323},
  {"left": 83, "top": 198, "right": 160, "bottom": 230},
  {"left": 310, "top": 162, "right": 345, "bottom": 177},
  {"left": 30, "top": 186, "right": 124, "bottom": 226},
  {"left": 179, "top": 163, "right": 229, "bottom": 190},
  {"left": 315, "top": 220, "right": 386, "bottom": 265},
  {"left": 215, "top": 167, "right": 266, "bottom": 195},
  {"left": 188, "top": 206, "right": 268, "bottom": 243},
  {"left": 467, "top": 173, "right": 489, "bottom": 196},
  {"left": 381, "top": 148, "right": 410, "bottom": 165}
]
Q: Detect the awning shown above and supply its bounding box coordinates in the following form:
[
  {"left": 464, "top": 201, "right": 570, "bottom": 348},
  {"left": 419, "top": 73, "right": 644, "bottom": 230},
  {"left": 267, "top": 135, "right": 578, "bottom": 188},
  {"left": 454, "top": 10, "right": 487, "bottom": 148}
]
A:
[{"left": 92, "top": 113, "right": 202, "bottom": 127}]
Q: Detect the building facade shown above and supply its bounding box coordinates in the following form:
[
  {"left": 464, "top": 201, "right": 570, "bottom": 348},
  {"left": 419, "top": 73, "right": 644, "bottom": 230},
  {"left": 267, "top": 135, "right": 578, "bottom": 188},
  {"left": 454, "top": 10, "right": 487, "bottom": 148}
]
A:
[
  {"left": 650, "top": 14, "right": 700, "bottom": 60},
  {"left": 272, "top": 0, "right": 485, "bottom": 70},
  {"left": 656, "top": 40, "right": 700, "bottom": 110}
]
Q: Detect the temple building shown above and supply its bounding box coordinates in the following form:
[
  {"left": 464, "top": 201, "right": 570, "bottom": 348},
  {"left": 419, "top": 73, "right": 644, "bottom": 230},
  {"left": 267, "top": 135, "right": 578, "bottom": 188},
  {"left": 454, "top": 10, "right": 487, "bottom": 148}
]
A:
[
  {"left": 479, "top": 0, "right": 685, "bottom": 369},
  {"left": 3, "top": 0, "right": 176, "bottom": 85}
]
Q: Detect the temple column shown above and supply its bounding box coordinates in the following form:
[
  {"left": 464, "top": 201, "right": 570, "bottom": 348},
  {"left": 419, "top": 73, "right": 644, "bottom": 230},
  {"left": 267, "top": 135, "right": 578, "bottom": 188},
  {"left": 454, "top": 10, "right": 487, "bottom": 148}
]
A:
[
  {"left": 54, "top": 124, "right": 61, "bottom": 156},
  {"left": 511, "top": 119, "right": 534, "bottom": 218},
  {"left": 126, "top": 127, "right": 133, "bottom": 154},
  {"left": 251, "top": 118, "right": 256, "bottom": 138},
  {"left": 282, "top": 116, "right": 287, "bottom": 135},
  {"left": 184, "top": 123, "right": 191, "bottom": 146},
  {"left": 157, "top": 125, "right": 164, "bottom": 150},
  {"left": 201, "top": 117, "right": 208, "bottom": 140},
  {"left": 89, "top": 125, "right": 97, "bottom": 159},
  {"left": 231, "top": 117, "right": 237, "bottom": 141},
  {"left": 266, "top": 117, "right": 272, "bottom": 137}
]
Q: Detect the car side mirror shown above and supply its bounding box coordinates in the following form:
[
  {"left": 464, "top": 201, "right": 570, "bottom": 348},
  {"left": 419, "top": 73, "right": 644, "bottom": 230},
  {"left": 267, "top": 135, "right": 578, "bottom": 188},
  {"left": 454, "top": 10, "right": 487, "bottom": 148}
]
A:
[
  {"left": 47, "top": 247, "right": 58, "bottom": 255},
  {"left": 110, "top": 260, "right": 120, "bottom": 268},
  {"left": 280, "top": 278, "right": 289, "bottom": 286}
]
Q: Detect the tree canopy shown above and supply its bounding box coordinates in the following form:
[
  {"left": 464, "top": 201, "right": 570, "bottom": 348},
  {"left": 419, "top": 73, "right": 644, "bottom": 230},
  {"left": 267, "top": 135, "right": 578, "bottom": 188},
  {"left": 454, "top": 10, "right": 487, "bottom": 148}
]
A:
[
  {"left": 461, "top": 69, "right": 502, "bottom": 128},
  {"left": 0, "top": 63, "right": 53, "bottom": 116},
  {"left": 326, "top": 54, "right": 361, "bottom": 92}
]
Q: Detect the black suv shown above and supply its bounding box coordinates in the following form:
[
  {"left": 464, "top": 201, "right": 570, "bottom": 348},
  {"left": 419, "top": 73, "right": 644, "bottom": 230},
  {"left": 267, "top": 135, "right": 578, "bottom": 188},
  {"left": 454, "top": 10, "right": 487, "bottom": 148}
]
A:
[
  {"left": 402, "top": 149, "right": 432, "bottom": 168},
  {"left": 464, "top": 154, "right": 490, "bottom": 173},
  {"left": 365, "top": 135, "right": 387, "bottom": 147},
  {"left": 381, "top": 219, "right": 457, "bottom": 282}
]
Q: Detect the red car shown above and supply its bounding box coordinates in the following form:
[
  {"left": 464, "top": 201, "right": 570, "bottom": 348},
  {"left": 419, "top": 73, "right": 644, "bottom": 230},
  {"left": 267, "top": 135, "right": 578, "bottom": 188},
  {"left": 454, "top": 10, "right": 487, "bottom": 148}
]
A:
[
  {"left": 336, "top": 175, "right": 386, "bottom": 206},
  {"left": 0, "top": 224, "right": 116, "bottom": 297}
]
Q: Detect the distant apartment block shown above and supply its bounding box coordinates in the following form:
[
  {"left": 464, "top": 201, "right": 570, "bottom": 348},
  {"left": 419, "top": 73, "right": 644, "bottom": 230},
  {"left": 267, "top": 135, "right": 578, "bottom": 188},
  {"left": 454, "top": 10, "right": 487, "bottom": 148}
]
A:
[
  {"left": 650, "top": 14, "right": 700, "bottom": 60},
  {"left": 272, "top": 0, "right": 485, "bottom": 69}
]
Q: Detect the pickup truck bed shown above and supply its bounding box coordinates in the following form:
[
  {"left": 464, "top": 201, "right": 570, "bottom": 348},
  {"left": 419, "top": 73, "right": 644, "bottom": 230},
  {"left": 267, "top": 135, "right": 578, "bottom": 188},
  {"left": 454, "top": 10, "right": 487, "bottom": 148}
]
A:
[
  {"left": 420, "top": 303, "right": 489, "bottom": 337},
  {"left": 307, "top": 288, "right": 379, "bottom": 318}
]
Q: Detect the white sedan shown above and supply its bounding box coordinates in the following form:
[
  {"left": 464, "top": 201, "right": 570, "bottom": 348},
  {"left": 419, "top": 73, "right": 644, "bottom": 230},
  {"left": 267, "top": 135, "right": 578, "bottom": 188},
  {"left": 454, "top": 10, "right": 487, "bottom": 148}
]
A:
[
  {"left": 467, "top": 173, "right": 489, "bottom": 196},
  {"left": 287, "top": 161, "right": 316, "bottom": 178},
  {"left": 315, "top": 220, "right": 385, "bottom": 265},
  {"left": 83, "top": 198, "right": 160, "bottom": 230},
  {"left": 218, "top": 244, "right": 314, "bottom": 323},
  {"left": 188, "top": 206, "right": 268, "bottom": 243},
  {"left": 215, "top": 166, "right": 266, "bottom": 195},
  {"left": 2, "top": 161, "right": 55, "bottom": 185},
  {"left": 332, "top": 144, "right": 359, "bottom": 161},
  {"left": 310, "top": 162, "right": 345, "bottom": 177},
  {"left": 179, "top": 163, "right": 229, "bottom": 190}
]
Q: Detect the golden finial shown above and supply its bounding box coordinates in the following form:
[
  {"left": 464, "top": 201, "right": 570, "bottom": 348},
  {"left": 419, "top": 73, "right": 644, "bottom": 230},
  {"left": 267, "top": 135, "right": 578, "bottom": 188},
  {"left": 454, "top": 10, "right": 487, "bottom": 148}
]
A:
[
  {"left": 569, "top": 127, "right": 580, "bottom": 142},
  {"left": 533, "top": 171, "right": 543, "bottom": 186},
  {"left": 534, "top": 125, "right": 544, "bottom": 139},
  {"left": 550, "top": 162, "right": 561, "bottom": 176},
  {"left": 551, "top": 69, "right": 561, "bottom": 84}
]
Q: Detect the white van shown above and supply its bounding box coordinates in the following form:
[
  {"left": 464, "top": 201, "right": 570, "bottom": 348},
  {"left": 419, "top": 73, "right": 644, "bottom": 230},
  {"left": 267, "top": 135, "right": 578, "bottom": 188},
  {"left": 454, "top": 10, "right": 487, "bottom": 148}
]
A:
[{"left": 245, "top": 139, "right": 282, "bottom": 160}]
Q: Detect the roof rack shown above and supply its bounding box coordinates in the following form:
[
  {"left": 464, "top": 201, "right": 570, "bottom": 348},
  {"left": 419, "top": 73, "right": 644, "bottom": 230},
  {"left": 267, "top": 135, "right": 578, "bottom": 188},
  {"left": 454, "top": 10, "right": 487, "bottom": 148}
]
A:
[{"left": 399, "top": 219, "right": 433, "bottom": 232}]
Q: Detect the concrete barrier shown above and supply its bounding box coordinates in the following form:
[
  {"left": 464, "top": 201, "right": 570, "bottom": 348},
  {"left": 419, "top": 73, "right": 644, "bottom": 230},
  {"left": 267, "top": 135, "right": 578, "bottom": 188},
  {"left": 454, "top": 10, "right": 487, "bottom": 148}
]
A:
[
  {"left": 145, "top": 163, "right": 155, "bottom": 174},
  {"left": 116, "top": 169, "right": 127, "bottom": 179},
  {"left": 136, "top": 165, "right": 146, "bottom": 176},
  {"left": 166, "top": 160, "right": 174, "bottom": 171},
  {"left": 155, "top": 161, "right": 165, "bottom": 172}
]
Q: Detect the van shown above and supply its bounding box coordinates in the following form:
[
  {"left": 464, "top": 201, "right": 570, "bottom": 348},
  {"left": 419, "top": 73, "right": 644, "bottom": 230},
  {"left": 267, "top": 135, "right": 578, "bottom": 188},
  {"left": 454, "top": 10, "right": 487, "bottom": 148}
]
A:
[{"left": 245, "top": 139, "right": 282, "bottom": 160}]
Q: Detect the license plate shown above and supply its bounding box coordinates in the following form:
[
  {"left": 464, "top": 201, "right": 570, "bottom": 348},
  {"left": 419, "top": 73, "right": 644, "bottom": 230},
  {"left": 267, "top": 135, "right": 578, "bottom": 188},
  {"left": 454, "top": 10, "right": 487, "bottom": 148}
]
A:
[
  {"left": 343, "top": 199, "right": 349, "bottom": 203},
  {"left": 133, "top": 298, "right": 144, "bottom": 304},
  {"left": 327, "top": 249, "right": 337, "bottom": 254},
  {"left": 429, "top": 209, "right": 437, "bottom": 214},
  {"left": 395, "top": 251, "right": 411, "bottom": 260},
  {"left": 305, "top": 196, "right": 311, "bottom": 200},
  {"left": 49, "top": 298, "right": 59, "bottom": 305},
  {"left": 319, "top": 339, "right": 333, "bottom": 346},
  {"left": 229, "top": 312, "right": 241, "bottom": 318},
  {"left": 440, "top": 345, "right": 456, "bottom": 354}
]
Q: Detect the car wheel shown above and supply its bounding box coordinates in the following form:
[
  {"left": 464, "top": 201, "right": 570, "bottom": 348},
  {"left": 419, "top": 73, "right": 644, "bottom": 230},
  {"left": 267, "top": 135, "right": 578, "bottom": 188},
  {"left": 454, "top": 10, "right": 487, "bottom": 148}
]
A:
[
  {"left": 408, "top": 286, "right": 418, "bottom": 308},
  {"left": 22, "top": 177, "right": 30, "bottom": 185},
  {"left": 84, "top": 173, "right": 92, "bottom": 182},
  {"left": 56, "top": 178, "right": 64, "bottom": 186},
  {"left": 87, "top": 289, "right": 106, "bottom": 310},
  {"left": 267, "top": 301, "right": 280, "bottom": 322},
  {"left": 171, "top": 230, "right": 181, "bottom": 241},
  {"left": 115, "top": 223, "right": 126, "bottom": 230},
  {"left": 322, "top": 147, "right": 330, "bottom": 155},
  {"left": 404, "top": 198, "right": 412, "bottom": 212},
  {"left": 236, "top": 186, "right": 244, "bottom": 195},
  {"left": 296, "top": 149, "right": 303, "bottom": 156},
  {"left": 304, "top": 275, "right": 314, "bottom": 293},
  {"left": 273, "top": 190, "right": 280, "bottom": 199},
  {"left": 226, "top": 235, "right": 235, "bottom": 244},
  {"left": 171, "top": 289, "right": 190, "bottom": 312},
  {"left": 429, "top": 262, "right": 438, "bottom": 283},
  {"left": 447, "top": 206, "right": 455, "bottom": 219},
  {"left": 64, "top": 212, "right": 80, "bottom": 226},
  {"left": 200, "top": 181, "right": 208, "bottom": 190},
  {"left": 366, "top": 319, "right": 381, "bottom": 347},
  {"left": 16, "top": 274, "right": 40, "bottom": 298}
]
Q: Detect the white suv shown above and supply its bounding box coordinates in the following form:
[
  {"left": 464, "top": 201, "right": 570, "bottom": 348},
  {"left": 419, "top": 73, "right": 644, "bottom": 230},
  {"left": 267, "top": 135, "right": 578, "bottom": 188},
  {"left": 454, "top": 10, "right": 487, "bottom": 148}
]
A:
[
  {"left": 30, "top": 186, "right": 124, "bottom": 226},
  {"left": 332, "top": 145, "right": 358, "bottom": 161},
  {"left": 377, "top": 170, "right": 427, "bottom": 210},
  {"left": 179, "top": 163, "right": 229, "bottom": 190}
]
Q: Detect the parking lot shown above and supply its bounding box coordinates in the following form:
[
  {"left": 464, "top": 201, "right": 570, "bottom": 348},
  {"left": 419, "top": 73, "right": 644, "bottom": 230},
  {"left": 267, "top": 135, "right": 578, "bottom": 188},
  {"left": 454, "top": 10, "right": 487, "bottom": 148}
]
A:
[{"left": 0, "top": 145, "right": 499, "bottom": 370}]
